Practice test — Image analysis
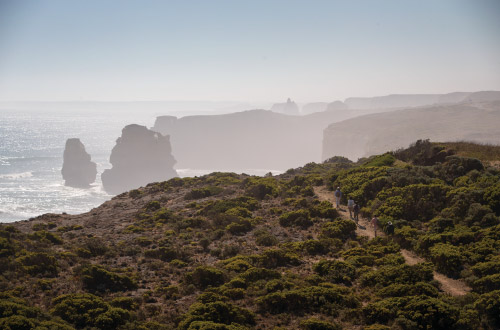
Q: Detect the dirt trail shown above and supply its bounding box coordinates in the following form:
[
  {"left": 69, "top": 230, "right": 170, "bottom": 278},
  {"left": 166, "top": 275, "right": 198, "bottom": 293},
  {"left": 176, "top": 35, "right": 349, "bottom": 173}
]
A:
[{"left": 314, "top": 186, "right": 472, "bottom": 296}]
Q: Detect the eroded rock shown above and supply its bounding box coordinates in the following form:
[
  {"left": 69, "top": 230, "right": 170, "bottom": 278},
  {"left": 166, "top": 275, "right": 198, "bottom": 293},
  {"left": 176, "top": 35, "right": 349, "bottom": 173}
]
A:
[{"left": 101, "top": 124, "right": 177, "bottom": 194}]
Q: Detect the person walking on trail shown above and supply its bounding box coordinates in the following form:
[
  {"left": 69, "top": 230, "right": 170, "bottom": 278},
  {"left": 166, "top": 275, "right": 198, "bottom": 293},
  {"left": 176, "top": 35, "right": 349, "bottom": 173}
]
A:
[
  {"left": 371, "top": 216, "right": 379, "bottom": 237},
  {"left": 353, "top": 203, "right": 360, "bottom": 224},
  {"left": 386, "top": 221, "right": 394, "bottom": 235},
  {"left": 334, "top": 187, "right": 342, "bottom": 208},
  {"left": 347, "top": 197, "right": 355, "bottom": 219}
]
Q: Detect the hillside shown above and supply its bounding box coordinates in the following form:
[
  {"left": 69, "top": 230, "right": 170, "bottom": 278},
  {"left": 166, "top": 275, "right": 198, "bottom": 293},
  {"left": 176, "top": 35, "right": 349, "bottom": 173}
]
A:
[
  {"left": 322, "top": 101, "right": 500, "bottom": 161},
  {"left": 343, "top": 91, "right": 500, "bottom": 110},
  {"left": 1, "top": 142, "right": 500, "bottom": 329}
]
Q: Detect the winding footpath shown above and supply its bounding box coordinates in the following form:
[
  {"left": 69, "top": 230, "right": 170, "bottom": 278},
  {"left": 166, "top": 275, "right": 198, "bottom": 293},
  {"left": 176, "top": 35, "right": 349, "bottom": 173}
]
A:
[{"left": 314, "top": 186, "right": 471, "bottom": 296}]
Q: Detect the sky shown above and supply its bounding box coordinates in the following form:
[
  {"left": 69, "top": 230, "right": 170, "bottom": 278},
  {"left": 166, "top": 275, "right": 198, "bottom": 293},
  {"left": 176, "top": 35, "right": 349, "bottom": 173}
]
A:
[{"left": 0, "top": 0, "right": 499, "bottom": 103}]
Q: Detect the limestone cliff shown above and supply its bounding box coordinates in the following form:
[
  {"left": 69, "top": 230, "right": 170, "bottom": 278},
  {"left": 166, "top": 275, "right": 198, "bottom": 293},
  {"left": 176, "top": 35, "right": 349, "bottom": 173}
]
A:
[
  {"left": 101, "top": 124, "right": 177, "bottom": 194},
  {"left": 322, "top": 101, "right": 500, "bottom": 161},
  {"left": 61, "top": 138, "right": 97, "bottom": 187}
]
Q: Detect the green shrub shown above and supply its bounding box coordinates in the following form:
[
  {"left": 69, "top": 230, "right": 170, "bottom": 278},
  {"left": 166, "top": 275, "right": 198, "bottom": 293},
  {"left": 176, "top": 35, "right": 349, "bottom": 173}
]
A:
[
  {"left": 256, "top": 285, "right": 358, "bottom": 314},
  {"left": 429, "top": 243, "right": 463, "bottom": 277},
  {"left": 363, "top": 153, "right": 396, "bottom": 167},
  {"left": 29, "top": 230, "right": 63, "bottom": 245},
  {"left": 254, "top": 249, "right": 301, "bottom": 268},
  {"left": 472, "top": 273, "right": 500, "bottom": 293},
  {"left": 300, "top": 318, "right": 341, "bottom": 330},
  {"left": 244, "top": 177, "right": 279, "bottom": 200},
  {"left": 320, "top": 219, "right": 356, "bottom": 240},
  {"left": 309, "top": 201, "right": 338, "bottom": 219},
  {"left": 238, "top": 267, "right": 281, "bottom": 283},
  {"left": 361, "top": 263, "right": 434, "bottom": 288},
  {"left": 313, "top": 260, "right": 356, "bottom": 284},
  {"left": 279, "top": 210, "right": 313, "bottom": 228},
  {"left": 253, "top": 229, "right": 278, "bottom": 247},
  {"left": 376, "top": 282, "right": 439, "bottom": 298},
  {"left": 474, "top": 290, "right": 500, "bottom": 327},
  {"left": 0, "top": 315, "right": 35, "bottom": 330},
  {"left": 144, "top": 246, "right": 182, "bottom": 261},
  {"left": 185, "top": 186, "right": 224, "bottom": 200},
  {"left": 79, "top": 264, "right": 137, "bottom": 292},
  {"left": 484, "top": 182, "right": 500, "bottom": 215},
  {"left": 185, "top": 266, "right": 226, "bottom": 289},
  {"left": 16, "top": 252, "right": 58, "bottom": 277},
  {"left": 51, "top": 293, "right": 129, "bottom": 329},
  {"left": 179, "top": 301, "right": 255, "bottom": 330}
]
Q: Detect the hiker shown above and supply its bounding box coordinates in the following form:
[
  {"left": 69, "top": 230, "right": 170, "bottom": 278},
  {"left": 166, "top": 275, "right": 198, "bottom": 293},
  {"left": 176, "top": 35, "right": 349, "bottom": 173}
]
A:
[
  {"left": 371, "top": 216, "right": 379, "bottom": 237},
  {"left": 386, "top": 221, "right": 394, "bottom": 235},
  {"left": 347, "top": 196, "right": 355, "bottom": 219},
  {"left": 334, "top": 187, "right": 342, "bottom": 208},
  {"left": 353, "top": 203, "right": 360, "bottom": 224}
]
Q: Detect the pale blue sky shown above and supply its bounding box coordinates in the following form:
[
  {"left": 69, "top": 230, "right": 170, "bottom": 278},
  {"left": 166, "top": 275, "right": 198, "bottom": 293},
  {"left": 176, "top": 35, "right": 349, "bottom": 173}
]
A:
[{"left": 0, "top": 0, "right": 499, "bottom": 102}]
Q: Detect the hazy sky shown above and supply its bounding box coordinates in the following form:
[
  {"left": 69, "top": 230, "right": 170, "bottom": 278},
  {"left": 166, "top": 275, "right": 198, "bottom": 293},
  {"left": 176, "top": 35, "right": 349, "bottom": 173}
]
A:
[{"left": 0, "top": 0, "right": 499, "bottom": 102}]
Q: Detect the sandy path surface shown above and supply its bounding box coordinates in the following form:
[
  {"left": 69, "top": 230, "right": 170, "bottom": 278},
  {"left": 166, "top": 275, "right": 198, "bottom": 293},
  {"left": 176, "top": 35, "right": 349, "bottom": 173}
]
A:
[{"left": 314, "top": 186, "right": 471, "bottom": 296}]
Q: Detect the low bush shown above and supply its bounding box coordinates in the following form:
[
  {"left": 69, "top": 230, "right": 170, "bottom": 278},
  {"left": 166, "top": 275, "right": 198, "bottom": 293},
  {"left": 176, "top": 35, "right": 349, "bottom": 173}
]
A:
[
  {"left": 79, "top": 264, "right": 137, "bottom": 293},
  {"left": 51, "top": 293, "right": 130, "bottom": 329},
  {"left": 185, "top": 266, "right": 226, "bottom": 289},
  {"left": 178, "top": 301, "right": 255, "bottom": 330},
  {"left": 279, "top": 210, "right": 313, "bottom": 228},
  {"left": 313, "top": 260, "right": 356, "bottom": 285},
  {"left": 300, "top": 318, "right": 341, "bottom": 330}
]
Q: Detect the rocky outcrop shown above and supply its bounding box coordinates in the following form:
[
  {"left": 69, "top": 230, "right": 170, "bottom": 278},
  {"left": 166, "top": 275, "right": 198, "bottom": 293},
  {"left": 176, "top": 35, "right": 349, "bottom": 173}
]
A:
[
  {"left": 101, "top": 124, "right": 177, "bottom": 194},
  {"left": 61, "top": 138, "right": 97, "bottom": 188},
  {"left": 271, "top": 98, "right": 300, "bottom": 115}
]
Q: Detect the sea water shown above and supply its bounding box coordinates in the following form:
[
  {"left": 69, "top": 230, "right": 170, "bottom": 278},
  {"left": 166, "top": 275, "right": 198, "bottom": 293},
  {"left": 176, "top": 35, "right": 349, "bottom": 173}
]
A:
[{"left": 0, "top": 109, "right": 282, "bottom": 223}]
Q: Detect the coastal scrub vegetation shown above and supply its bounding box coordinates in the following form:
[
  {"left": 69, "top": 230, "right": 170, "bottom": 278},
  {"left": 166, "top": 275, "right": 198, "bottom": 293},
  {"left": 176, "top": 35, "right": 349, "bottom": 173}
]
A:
[{"left": 1, "top": 142, "right": 500, "bottom": 329}]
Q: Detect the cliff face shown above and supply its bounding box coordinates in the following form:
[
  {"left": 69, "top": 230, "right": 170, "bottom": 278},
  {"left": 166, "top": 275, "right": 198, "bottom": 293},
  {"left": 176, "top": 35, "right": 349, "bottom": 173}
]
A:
[
  {"left": 152, "top": 109, "right": 362, "bottom": 170},
  {"left": 322, "top": 101, "right": 500, "bottom": 161},
  {"left": 61, "top": 138, "right": 97, "bottom": 187},
  {"left": 101, "top": 124, "right": 177, "bottom": 194}
]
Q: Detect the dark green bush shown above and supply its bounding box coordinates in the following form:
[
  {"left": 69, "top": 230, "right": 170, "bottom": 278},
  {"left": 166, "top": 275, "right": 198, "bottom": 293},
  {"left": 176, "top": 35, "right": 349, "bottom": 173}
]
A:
[
  {"left": 16, "top": 252, "right": 58, "bottom": 277},
  {"left": 254, "top": 249, "right": 301, "bottom": 268},
  {"left": 253, "top": 229, "right": 278, "bottom": 247},
  {"left": 256, "top": 285, "right": 358, "bottom": 314},
  {"left": 51, "top": 293, "right": 129, "bottom": 329},
  {"left": 428, "top": 243, "right": 463, "bottom": 277},
  {"left": 79, "top": 264, "right": 137, "bottom": 293},
  {"left": 279, "top": 210, "right": 313, "bottom": 228},
  {"left": 320, "top": 219, "right": 356, "bottom": 240},
  {"left": 474, "top": 290, "right": 500, "bottom": 327},
  {"left": 185, "top": 186, "right": 224, "bottom": 200},
  {"left": 179, "top": 301, "right": 255, "bottom": 330},
  {"left": 185, "top": 266, "right": 226, "bottom": 289},
  {"left": 313, "top": 260, "right": 356, "bottom": 284},
  {"left": 244, "top": 177, "right": 278, "bottom": 200},
  {"left": 300, "top": 318, "right": 341, "bottom": 330}
]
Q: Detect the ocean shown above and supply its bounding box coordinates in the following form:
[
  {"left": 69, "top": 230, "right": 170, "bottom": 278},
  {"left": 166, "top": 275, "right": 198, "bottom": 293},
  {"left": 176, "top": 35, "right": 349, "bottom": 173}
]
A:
[{"left": 0, "top": 108, "right": 281, "bottom": 223}]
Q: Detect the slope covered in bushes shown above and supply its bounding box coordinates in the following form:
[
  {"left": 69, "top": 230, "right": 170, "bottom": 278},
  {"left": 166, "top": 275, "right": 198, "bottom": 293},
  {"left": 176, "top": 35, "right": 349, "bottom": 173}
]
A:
[{"left": 1, "top": 142, "right": 500, "bottom": 329}]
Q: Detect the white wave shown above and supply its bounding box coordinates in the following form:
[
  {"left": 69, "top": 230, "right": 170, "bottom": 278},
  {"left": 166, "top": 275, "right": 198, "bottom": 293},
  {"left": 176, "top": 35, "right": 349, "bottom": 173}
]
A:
[{"left": 0, "top": 171, "right": 33, "bottom": 179}]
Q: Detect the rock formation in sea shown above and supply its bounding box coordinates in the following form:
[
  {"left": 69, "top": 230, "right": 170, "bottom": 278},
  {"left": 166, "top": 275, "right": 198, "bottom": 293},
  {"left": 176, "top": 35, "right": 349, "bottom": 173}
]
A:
[
  {"left": 101, "top": 124, "right": 177, "bottom": 194},
  {"left": 271, "top": 98, "right": 300, "bottom": 115},
  {"left": 61, "top": 138, "right": 97, "bottom": 188}
]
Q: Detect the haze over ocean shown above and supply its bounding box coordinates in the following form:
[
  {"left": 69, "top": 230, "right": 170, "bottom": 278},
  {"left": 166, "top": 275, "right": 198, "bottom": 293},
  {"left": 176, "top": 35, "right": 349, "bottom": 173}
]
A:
[{"left": 0, "top": 106, "right": 281, "bottom": 223}]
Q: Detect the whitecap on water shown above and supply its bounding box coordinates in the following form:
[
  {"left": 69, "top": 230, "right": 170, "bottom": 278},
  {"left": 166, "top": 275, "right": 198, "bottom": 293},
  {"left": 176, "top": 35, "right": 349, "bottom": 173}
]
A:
[{"left": 0, "top": 171, "right": 34, "bottom": 179}]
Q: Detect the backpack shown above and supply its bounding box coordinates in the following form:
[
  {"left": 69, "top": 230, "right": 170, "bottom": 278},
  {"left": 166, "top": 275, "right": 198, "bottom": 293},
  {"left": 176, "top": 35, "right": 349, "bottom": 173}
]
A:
[
  {"left": 335, "top": 190, "right": 341, "bottom": 197},
  {"left": 353, "top": 204, "right": 360, "bottom": 212}
]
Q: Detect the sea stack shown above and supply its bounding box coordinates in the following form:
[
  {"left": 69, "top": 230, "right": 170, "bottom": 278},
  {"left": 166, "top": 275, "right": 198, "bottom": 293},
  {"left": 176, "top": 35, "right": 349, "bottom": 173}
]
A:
[
  {"left": 271, "top": 98, "right": 300, "bottom": 115},
  {"left": 101, "top": 124, "right": 177, "bottom": 194},
  {"left": 61, "top": 138, "right": 97, "bottom": 188}
]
